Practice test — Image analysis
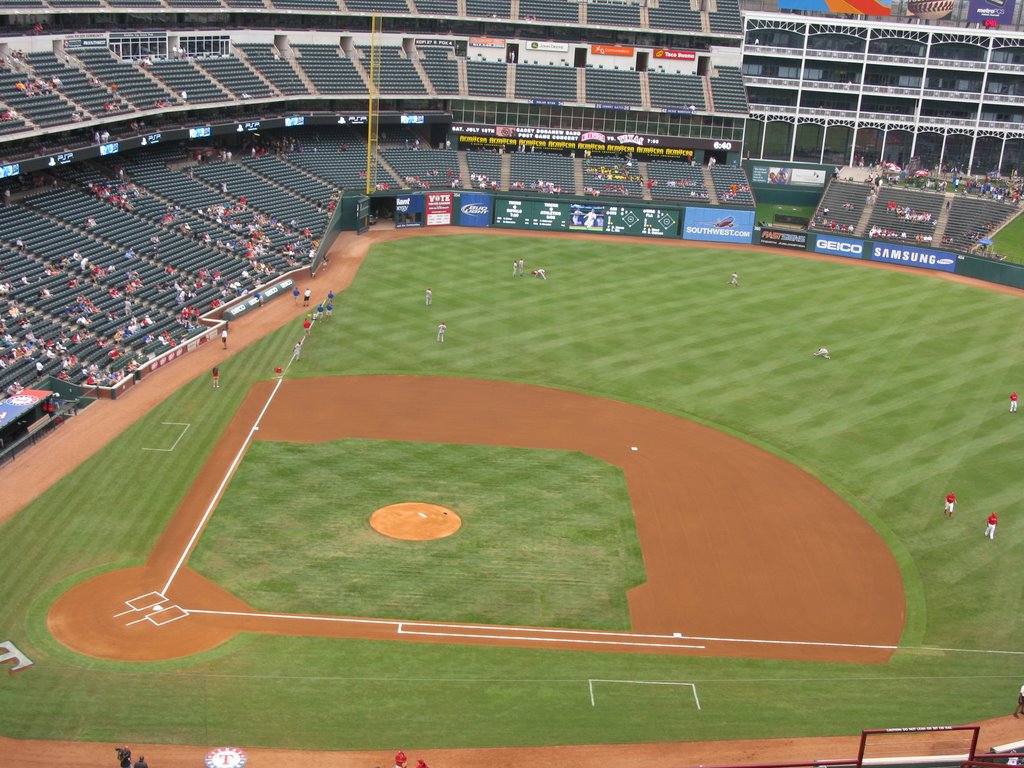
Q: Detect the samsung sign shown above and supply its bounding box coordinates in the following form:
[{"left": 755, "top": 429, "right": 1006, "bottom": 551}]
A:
[
  {"left": 814, "top": 234, "right": 864, "bottom": 259},
  {"left": 870, "top": 243, "right": 957, "bottom": 272}
]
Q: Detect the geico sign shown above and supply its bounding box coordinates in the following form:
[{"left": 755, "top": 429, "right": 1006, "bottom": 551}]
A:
[
  {"left": 818, "top": 239, "right": 862, "bottom": 255},
  {"left": 712, "top": 141, "right": 732, "bottom": 150}
]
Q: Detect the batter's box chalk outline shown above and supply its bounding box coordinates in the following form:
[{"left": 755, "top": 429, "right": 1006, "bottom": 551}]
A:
[
  {"left": 125, "top": 604, "right": 189, "bottom": 627},
  {"left": 588, "top": 679, "right": 701, "bottom": 711},
  {"left": 142, "top": 422, "right": 191, "bottom": 452},
  {"left": 113, "top": 592, "right": 168, "bottom": 617}
]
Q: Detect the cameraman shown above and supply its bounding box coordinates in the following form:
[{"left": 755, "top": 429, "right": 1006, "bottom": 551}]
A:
[{"left": 115, "top": 746, "right": 131, "bottom": 768}]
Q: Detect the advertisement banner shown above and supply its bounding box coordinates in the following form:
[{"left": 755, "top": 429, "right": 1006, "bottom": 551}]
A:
[
  {"left": 452, "top": 124, "right": 726, "bottom": 158},
  {"left": 469, "top": 37, "right": 505, "bottom": 48},
  {"left": 653, "top": 48, "right": 696, "bottom": 61},
  {"left": 425, "top": 192, "right": 453, "bottom": 226},
  {"left": 395, "top": 193, "right": 425, "bottom": 229},
  {"left": 683, "top": 208, "right": 755, "bottom": 244},
  {"left": 591, "top": 44, "right": 635, "bottom": 57},
  {"left": 759, "top": 228, "right": 808, "bottom": 251},
  {"left": 814, "top": 234, "right": 865, "bottom": 259},
  {"left": 869, "top": 243, "right": 957, "bottom": 272},
  {"left": 526, "top": 41, "right": 569, "bottom": 52},
  {"left": 968, "top": 0, "right": 1015, "bottom": 23},
  {"left": 778, "top": 0, "right": 891, "bottom": 15},
  {"left": 750, "top": 165, "right": 827, "bottom": 187},
  {"left": 457, "top": 192, "right": 492, "bottom": 227}
]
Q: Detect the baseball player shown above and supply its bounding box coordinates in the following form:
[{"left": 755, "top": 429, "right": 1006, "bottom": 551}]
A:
[
  {"left": 425, "top": 288, "right": 432, "bottom": 306},
  {"left": 395, "top": 751, "right": 408, "bottom": 768},
  {"left": 532, "top": 268, "right": 547, "bottom": 280},
  {"left": 517, "top": 258, "right": 524, "bottom": 276},
  {"left": 436, "top": 321, "right": 446, "bottom": 343},
  {"left": 944, "top": 492, "right": 956, "bottom": 518},
  {"left": 728, "top": 272, "right": 739, "bottom": 287},
  {"left": 211, "top": 366, "right": 220, "bottom": 389},
  {"left": 813, "top": 347, "right": 830, "bottom": 359},
  {"left": 985, "top": 512, "right": 998, "bottom": 540},
  {"left": 1011, "top": 391, "right": 1018, "bottom": 413},
  {"left": 1015, "top": 683, "right": 1024, "bottom": 718},
  {"left": 512, "top": 260, "right": 519, "bottom": 277}
]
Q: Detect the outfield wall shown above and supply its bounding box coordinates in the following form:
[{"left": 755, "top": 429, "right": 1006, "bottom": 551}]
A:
[{"left": 374, "top": 190, "right": 1024, "bottom": 289}]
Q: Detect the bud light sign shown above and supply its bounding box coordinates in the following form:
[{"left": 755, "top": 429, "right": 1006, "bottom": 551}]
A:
[
  {"left": 869, "top": 243, "right": 957, "bottom": 272},
  {"left": 814, "top": 234, "right": 864, "bottom": 259},
  {"left": 457, "top": 192, "right": 492, "bottom": 227},
  {"left": 682, "top": 207, "right": 755, "bottom": 244}
]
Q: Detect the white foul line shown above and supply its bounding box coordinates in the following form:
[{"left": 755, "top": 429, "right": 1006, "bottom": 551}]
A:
[
  {"left": 161, "top": 376, "right": 285, "bottom": 595},
  {"left": 141, "top": 422, "right": 191, "bottom": 452},
  {"left": 589, "top": 679, "right": 701, "bottom": 710},
  {"left": 400, "top": 627, "right": 705, "bottom": 650}
]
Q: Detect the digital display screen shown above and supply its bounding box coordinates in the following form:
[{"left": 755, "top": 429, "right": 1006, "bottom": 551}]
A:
[
  {"left": 99, "top": 142, "right": 120, "bottom": 156},
  {"left": 400, "top": 114, "right": 425, "bottom": 124},
  {"left": 284, "top": 116, "right": 305, "bottom": 127},
  {"left": 0, "top": 163, "right": 20, "bottom": 178},
  {"left": 189, "top": 126, "right": 211, "bottom": 139}
]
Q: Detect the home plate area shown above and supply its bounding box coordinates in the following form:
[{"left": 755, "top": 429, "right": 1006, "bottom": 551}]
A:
[{"left": 116, "top": 591, "right": 190, "bottom": 627}]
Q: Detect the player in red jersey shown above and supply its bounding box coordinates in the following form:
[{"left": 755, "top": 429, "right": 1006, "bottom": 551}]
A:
[
  {"left": 985, "top": 512, "right": 998, "bottom": 540},
  {"left": 944, "top": 492, "right": 956, "bottom": 518},
  {"left": 1011, "top": 391, "right": 1018, "bottom": 413},
  {"left": 395, "top": 751, "right": 408, "bottom": 768}
]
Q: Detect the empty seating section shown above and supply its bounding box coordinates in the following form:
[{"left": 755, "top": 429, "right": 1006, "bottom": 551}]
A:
[
  {"left": 647, "top": 160, "right": 709, "bottom": 201},
  {"left": 346, "top": 0, "right": 408, "bottom": 9},
  {"left": 287, "top": 135, "right": 370, "bottom": 191},
  {"left": 514, "top": 64, "right": 577, "bottom": 103},
  {"left": 587, "top": 2, "right": 641, "bottom": 27},
  {"left": 465, "top": 0, "right": 510, "bottom": 15},
  {"left": 413, "top": 0, "right": 457, "bottom": 13},
  {"left": 466, "top": 61, "right": 507, "bottom": 98},
  {"left": 649, "top": 71, "right": 705, "bottom": 110},
  {"left": 509, "top": 154, "right": 575, "bottom": 194},
  {"left": 359, "top": 47, "right": 427, "bottom": 95},
  {"left": 193, "top": 160, "right": 324, "bottom": 231},
  {"left": 945, "top": 197, "right": 1015, "bottom": 250},
  {"left": 0, "top": 72, "right": 76, "bottom": 127},
  {"left": 149, "top": 60, "right": 230, "bottom": 103},
  {"left": 226, "top": 0, "right": 265, "bottom": 6},
  {"left": 519, "top": 0, "right": 577, "bottom": 22},
  {"left": 710, "top": 67, "right": 748, "bottom": 114},
  {"left": 810, "top": 181, "right": 864, "bottom": 234},
  {"left": 710, "top": 0, "right": 742, "bottom": 33},
  {"left": 466, "top": 151, "right": 503, "bottom": 188},
  {"left": 380, "top": 148, "right": 460, "bottom": 188},
  {"left": 585, "top": 68, "right": 642, "bottom": 107},
  {"left": 73, "top": 50, "right": 174, "bottom": 110},
  {"left": 648, "top": 0, "right": 702, "bottom": 32},
  {"left": 418, "top": 48, "right": 459, "bottom": 96},
  {"left": 294, "top": 46, "right": 367, "bottom": 95},
  {"left": 166, "top": 0, "right": 223, "bottom": 7},
  {"left": 244, "top": 155, "right": 337, "bottom": 205},
  {"left": 710, "top": 166, "right": 754, "bottom": 206},
  {"left": 197, "top": 57, "right": 274, "bottom": 99},
  {"left": 106, "top": 0, "right": 163, "bottom": 6},
  {"left": 0, "top": 119, "right": 28, "bottom": 136},
  {"left": 237, "top": 45, "right": 309, "bottom": 95},
  {"left": 583, "top": 156, "right": 644, "bottom": 197},
  {"left": 867, "top": 188, "right": 942, "bottom": 242},
  {"left": 273, "top": 0, "right": 338, "bottom": 9},
  {"left": 25, "top": 52, "right": 127, "bottom": 118}
]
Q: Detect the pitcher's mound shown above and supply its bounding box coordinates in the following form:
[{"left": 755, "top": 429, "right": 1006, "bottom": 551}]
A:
[{"left": 370, "top": 502, "right": 461, "bottom": 541}]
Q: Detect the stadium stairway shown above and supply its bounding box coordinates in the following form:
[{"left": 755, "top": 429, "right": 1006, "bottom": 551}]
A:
[
  {"left": 639, "top": 162, "right": 652, "bottom": 200},
  {"left": 505, "top": 63, "right": 516, "bottom": 100},
  {"left": 501, "top": 152, "right": 511, "bottom": 190},
  {"left": 702, "top": 77, "right": 714, "bottom": 113},
  {"left": 284, "top": 49, "right": 318, "bottom": 95},
  {"left": 855, "top": 197, "right": 876, "bottom": 234},
  {"left": 374, "top": 151, "right": 404, "bottom": 189},
  {"left": 932, "top": 193, "right": 954, "bottom": 241},
  {"left": 703, "top": 165, "right": 718, "bottom": 204},
  {"left": 639, "top": 72, "right": 651, "bottom": 109},
  {"left": 229, "top": 46, "right": 282, "bottom": 96},
  {"left": 457, "top": 152, "right": 471, "bottom": 185},
  {"left": 573, "top": 157, "right": 585, "bottom": 194},
  {"left": 577, "top": 68, "right": 586, "bottom": 104},
  {"left": 411, "top": 57, "right": 436, "bottom": 97}
]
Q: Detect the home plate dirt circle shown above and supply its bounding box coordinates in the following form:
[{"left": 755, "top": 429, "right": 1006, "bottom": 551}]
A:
[{"left": 370, "top": 502, "right": 462, "bottom": 540}]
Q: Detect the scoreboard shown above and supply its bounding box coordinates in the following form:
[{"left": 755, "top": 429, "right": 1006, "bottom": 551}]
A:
[{"left": 493, "top": 199, "right": 680, "bottom": 237}]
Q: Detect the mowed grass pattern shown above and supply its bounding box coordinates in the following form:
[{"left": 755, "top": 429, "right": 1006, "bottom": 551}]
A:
[
  {"left": 1, "top": 233, "right": 1022, "bottom": 751},
  {"left": 191, "top": 440, "right": 642, "bottom": 628}
]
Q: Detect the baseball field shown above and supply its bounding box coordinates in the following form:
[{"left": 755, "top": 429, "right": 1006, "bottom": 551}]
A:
[{"left": 1, "top": 230, "right": 1022, "bottom": 763}]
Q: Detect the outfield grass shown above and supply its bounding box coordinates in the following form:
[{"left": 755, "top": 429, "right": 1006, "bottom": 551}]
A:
[
  {"left": 191, "top": 439, "right": 642, "bottom": 628},
  {"left": 992, "top": 212, "right": 1024, "bottom": 264},
  {"left": 1, "top": 234, "right": 1022, "bottom": 751}
]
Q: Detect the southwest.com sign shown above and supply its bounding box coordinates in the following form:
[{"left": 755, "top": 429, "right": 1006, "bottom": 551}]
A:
[
  {"left": 814, "top": 234, "right": 864, "bottom": 259},
  {"left": 869, "top": 243, "right": 957, "bottom": 272},
  {"left": 682, "top": 208, "right": 755, "bottom": 244}
]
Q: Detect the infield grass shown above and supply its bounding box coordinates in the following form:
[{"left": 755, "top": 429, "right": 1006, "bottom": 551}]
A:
[
  {"left": 190, "top": 439, "right": 642, "bottom": 628},
  {"left": 2, "top": 233, "right": 1023, "bottom": 752}
]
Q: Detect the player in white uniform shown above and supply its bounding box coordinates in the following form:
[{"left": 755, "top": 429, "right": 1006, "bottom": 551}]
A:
[
  {"left": 813, "top": 347, "right": 830, "bottom": 359},
  {"left": 584, "top": 209, "right": 599, "bottom": 229},
  {"left": 533, "top": 268, "right": 547, "bottom": 280},
  {"left": 436, "top": 321, "right": 446, "bottom": 342},
  {"left": 728, "top": 272, "right": 739, "bottom": 287}
]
